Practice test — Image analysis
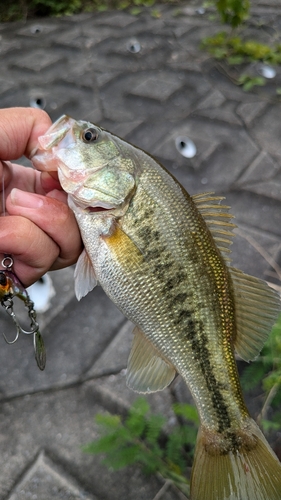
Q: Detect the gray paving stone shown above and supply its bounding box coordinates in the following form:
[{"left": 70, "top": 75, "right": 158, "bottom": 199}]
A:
[
  {"left": 231, "top": 223, "right": 281, "bottom": 280},
  {"left": 0, "top": 83, "right": 103, "bottom": 123},
  {"left": 148, "top": 117, "right": 259, "bottom": 190},
  {"left": 196, "top": 89, "right": 226, "bottom": 110},
  {"left": 195, "top": 100, "right": 243, "bottom": 125},
  {"left": 17, "top": 22, "right": 60, "bottom": 37},
  {"left": 7, "top": 452, "right": 97, "bottom": 500},
  {"left": 236, "top": 100, "right": 268, "bottom": 126},
  {"left": 0, "top": 38, "right": 22, "bottom": 55},
  {"left": 10, "top": 48, "right": 65, "bottom": 72},
  {"left": 242, "top": 177, "right": 281, "bottom": 202},
  {"left": 87, "top": 320, "right": 133, "bottom": 378},
  {"left": 236, "top": 150, "right": 280, "bottom": 185},
  {"left": 225, "top": 190, "right": 281, "bottom": 241},
  {"left": 130, "top": 73, "right": 184, "bottom": 101},
  {"left": 252, "top": 103, "right": 281, "bottom": 158},
  {"left": 0, "top": 75, "right": 16, "bottom": 95}
]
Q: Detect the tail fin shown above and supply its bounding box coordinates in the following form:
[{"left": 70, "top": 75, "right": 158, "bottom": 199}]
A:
[{"left": 191, "top": 418, "right": 281, "bottom": 500}]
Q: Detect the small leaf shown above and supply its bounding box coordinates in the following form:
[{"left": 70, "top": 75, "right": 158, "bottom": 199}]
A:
[
  {"left": 227, "top": 55, "right": 244, "bottom": 65},
  {"left": 261, "top": 419, "right": 281, "bottom": 433},
  {"left": 103, "top": 445, "right": 141, "bottom": 469},
  {"left": 173, "top": 403, "right": 199, "bottom": 425},
  {"left": 130, "top": 6, "right": 142, "bottom": 15},
  {"left": 146, "top": 414, "right": 166, "bottom": 443},
  {"left": 151, "top": 8, "right": 161, "bottom": 18},
  {"left": 240, "top": 361, "right": 266, "bottom": 391},
  {"left": 95, "top": 413, "right": 121, "bottom": 429}
]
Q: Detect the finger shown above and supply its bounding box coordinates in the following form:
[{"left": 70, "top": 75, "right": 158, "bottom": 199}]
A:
[
  {"left": 0, "top": 161, "right": 13, "bottom": 191},
  {"left": 7, "top": 188, "right": 82, "bottom": 269},
  {"left": 0, "top": 215, "right": 60, "bottom": 286},
  {"left": 0, "top": 162, "right": 46, "bottom": 219},
  {"left": 0, "top": 107, "right": 52, "bottom": 160},
  {"left": 40, "top": 171, "right": 61, "bottom": 193}
]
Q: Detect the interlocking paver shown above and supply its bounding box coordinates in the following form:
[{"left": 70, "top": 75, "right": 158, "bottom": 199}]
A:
[{"left": 1, "top": 2, "right": 281, "bottom": 499}]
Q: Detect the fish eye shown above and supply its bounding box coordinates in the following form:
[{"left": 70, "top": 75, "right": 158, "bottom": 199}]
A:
[
  {"left": 0, "top": 272, "right": 7, "bottom": 286},
  {"left": 82, "top": 128, "right": 99, "bottom": 143}
]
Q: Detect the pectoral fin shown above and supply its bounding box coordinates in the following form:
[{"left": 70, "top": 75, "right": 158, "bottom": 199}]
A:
[
  {"left": 74, "top": 249, "right": 97, "bottom": 301},
  {"left": 126, "top": 327, "right": 176, "bottom": 393},
  {"left": 230, "top": 267, "right": 281, "bottom": 361}
]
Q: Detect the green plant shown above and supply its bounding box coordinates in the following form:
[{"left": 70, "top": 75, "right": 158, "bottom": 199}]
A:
[
  {"left": 83, "top": 398, "right": 199, "bottom": 496},
  {"left": 237, "top": 74, "right": 265, "bottom": 91},
  {"left": 205, "top": 0, "right": 250, "bottom": 28},
  {"left": 0, "top": 0, "right": 177, "bottom": 21},
  {"left": 202, "top": 32, "right": 281, "bottom": 65},
  {"left": 201, "top": 31, "right": 281, "bottom": 90}
]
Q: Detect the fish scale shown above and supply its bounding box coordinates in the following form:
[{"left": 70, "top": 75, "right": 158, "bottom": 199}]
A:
[{"left": 32, "top": 114, "right": 281, "bottom": 500}]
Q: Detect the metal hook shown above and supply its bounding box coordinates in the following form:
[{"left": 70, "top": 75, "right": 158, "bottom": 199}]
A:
[{"left": 1, "top": 298, "right": 21, "bottom": 344}]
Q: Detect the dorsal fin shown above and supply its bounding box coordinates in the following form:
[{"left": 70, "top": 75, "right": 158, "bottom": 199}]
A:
[
  {"left": 230, "top": 267, "right": 281, "bottom": 361},
  {"left": 192, "top": 192, "right": 236, "bottom": 259},
  {"left": 126, "top": 326, "right": 176, "bottom": 393}
]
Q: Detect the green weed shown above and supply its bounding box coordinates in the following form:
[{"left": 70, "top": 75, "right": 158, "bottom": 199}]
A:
[
  {"left": 205, "top": 0, "right": 250, "bottom": 28},
  {"left": 202, "top": 32, "right": 281, "bottom": 65},
  {"left": 83, "top": 397, "right": 199, "bottom": 496},
  {"left": 0, "top": 0, "right": 176, "bottom": 21}
]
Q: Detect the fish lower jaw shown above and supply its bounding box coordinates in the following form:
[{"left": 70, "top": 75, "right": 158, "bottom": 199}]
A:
[{"left": 68, "top": 195, "right": 116, "bottom": 214}]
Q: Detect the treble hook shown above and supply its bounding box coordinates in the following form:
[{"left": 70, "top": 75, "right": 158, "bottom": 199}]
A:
[{"left": 0, "top": 257, "right": 46, "bottom": 370}]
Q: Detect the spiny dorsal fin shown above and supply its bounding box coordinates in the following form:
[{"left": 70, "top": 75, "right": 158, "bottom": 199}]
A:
[
  {"left": 230, "top": 267, "right": 281, "bottom": 361},
  {"left": 192, "top": 192, "right": 236, "bottom": 258},
  {"left": 126, "top": 327, "right": 176, "bottom": 393}
]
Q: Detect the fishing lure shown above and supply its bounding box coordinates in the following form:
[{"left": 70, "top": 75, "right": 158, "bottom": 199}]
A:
[{"left": 0, "top": 255, "right": 46, "bottom": 370}]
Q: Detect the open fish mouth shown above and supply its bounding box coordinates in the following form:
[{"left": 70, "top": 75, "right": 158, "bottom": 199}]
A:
[
  {"left": 69, "top": 192, "right": 117, "bottom": 213},
  {"left": 87, "top": 206, "right": 111, "bottom": 213}
]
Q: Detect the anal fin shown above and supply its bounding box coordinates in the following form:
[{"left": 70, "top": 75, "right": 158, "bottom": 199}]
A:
[{"left": 126, "top": 327, "right": 176, "bottom": 393}]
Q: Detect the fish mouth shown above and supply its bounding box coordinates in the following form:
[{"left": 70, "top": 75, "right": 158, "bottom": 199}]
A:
[
  {"left": 87, "top": 206, "right": 111, "bottom": 213},
  {"left": 30, "top": 115, "right": 75, "bottom": 171},
  {"left": 36, "top": 115, "right": 72, "bottom": 151},
  {"left": 69, "top": 193, "right": 117, "bottom": 214}
]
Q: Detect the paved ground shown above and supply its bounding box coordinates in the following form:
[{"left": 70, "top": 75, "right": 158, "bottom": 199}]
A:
[{"left": 1, "top": 1, "right": 281, "bottom": 498}]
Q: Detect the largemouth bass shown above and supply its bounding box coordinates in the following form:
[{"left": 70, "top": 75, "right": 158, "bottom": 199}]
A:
[{"left": 32, "top": 115, "right": 281, "bottom": 500}]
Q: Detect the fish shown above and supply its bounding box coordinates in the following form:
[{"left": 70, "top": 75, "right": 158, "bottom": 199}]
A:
[{"left": 32, "top": 114, "right": 281, "bottom": 500}]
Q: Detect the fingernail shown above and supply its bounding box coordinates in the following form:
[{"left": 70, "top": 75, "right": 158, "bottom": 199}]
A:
[{"left": 10, "top": 188, "right": 44, "bottom": 208}]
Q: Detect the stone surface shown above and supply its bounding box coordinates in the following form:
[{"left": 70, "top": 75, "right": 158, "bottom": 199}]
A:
[{"left": 1, "top": 2, "right": 281, "bottom": 499}]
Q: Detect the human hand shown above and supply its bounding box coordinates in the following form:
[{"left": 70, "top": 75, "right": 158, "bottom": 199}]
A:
[{"left": 0, "top": 107, "right": 82, "bottom": 287}]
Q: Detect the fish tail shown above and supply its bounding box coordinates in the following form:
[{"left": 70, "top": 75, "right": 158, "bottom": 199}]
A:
[{"left": 190, "top": 418, "right": 281, "bottom": 500}]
